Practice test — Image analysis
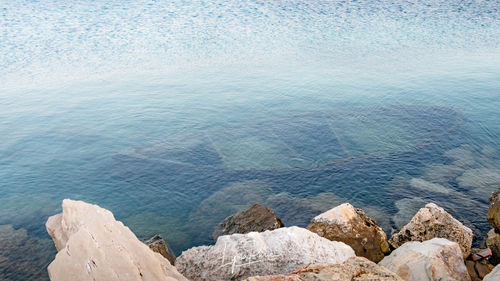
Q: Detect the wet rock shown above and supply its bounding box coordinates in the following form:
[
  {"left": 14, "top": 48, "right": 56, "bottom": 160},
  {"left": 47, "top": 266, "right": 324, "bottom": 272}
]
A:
[
  {"left": 46, "top": 199, "right": 188, "bottom": 281},
  {"left": 307, "top": 203, "right": 389, "bottom": 262},
  {"left": 484, "top": 264, "right": 500, "bottom": 281},
  {"left": 379, "top": 238, "right": 471, "bottom": 281},
  {"left": 488, "top": 189, "right": 500, "bottom": 232},
  {"left": 466, "top": 260, "right": 494, "bottom": 281},
  {"left": 176, "top": 226, "right": 355, "bottom": 281},
  {"left": 145, "top": 234, "right": 176, "bottom": 265},
  {"left": 213, "top": 204, "right": 284, "bottom": 240},
  {"left": 244, "top": 257, "right": 403, "bottom": 281},
  {"left": 389, "top": 203, "right": 473, "bottom": 258}
]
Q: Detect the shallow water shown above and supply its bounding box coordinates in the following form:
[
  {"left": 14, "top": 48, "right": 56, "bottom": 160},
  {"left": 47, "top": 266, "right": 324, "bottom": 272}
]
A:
[{"left": 2, "top": 0, "right": 500, "bottom": 280}]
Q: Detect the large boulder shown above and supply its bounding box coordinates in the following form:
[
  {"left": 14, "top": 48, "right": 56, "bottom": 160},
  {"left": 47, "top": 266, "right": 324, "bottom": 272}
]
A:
[
  {"left": 389, "top": 203, "right": 473, "bottom": 258},
  {"left": 379, "top": 238, "right": 471, "bottom": 281},
  {"left": 212, "top": 204, "right": 284, "bottom": 240},
  {"left": 145, "top": 234, "right": 176, "bottom": 266},
  {"left": 306, "top": 203, "right": 389, "bottom": 262},
  {"left": 488, "top": 189, "right": 500, "bottom": 232},
  {"left": 46, "top": 199, "right": 188, "bottom": 281},
  {"left": 484, "top": 264, "right": 500, "bottom": 281},
  {"left": 244, "top": 257, "right": 403, "bottom": 281},
  {"left": 176, "top": 226, "right": 355, "bottom": 281}
]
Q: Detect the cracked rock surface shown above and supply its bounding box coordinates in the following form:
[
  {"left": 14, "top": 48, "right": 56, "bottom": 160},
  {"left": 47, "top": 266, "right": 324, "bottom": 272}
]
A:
[
  {"left": 46, "top": 199, "right": 187, "bottom": 281},
  {"left": 380, "top": 238, "right": 470, "bottom": 281},
  {"left": 389, "top": 203, "right": 473, "bottom": 258},
  {"left": 176, "top": 226, "right": 355, "bottom": 281},
  {"left": 244, "top": 257, "right": 403, "bottom": 281},
  {"left": 307, "top": 203, "right": 389, "bottom": 262}
]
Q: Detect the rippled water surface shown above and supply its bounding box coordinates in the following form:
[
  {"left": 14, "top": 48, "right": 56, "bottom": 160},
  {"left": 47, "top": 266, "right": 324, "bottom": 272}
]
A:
[{"left": 1, "top": 0, "right": 500, "bottom": 280}]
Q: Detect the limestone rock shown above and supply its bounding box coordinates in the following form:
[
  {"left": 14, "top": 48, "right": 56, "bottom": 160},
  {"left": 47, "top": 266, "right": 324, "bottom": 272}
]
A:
[
  {"left": 379, "top": 238, "right": 470, "bottom": 281},
  {"left": 389, "top": 203, "right": 473, "bottom": 258},
  {"left": 307, "top": 203, "right": 389, "bottom": 262},
  {"left": 484, "top": 264, "right": 500, "bottom": 281},
  {"left": 176, "top": 226, "right": 355, "bottom": 281},
  {"left": 244, "top": 257, "right": 403, "bottom": 281},
  {"left": 145, "top": 234, "right": 176, "bottom": 265},
  {"left": 213, "top": 204, "right": 284, "bottom": 240},
  {"left": 488, "top": 189, "right": 500, "bottom": 232},
  {"left": 46, "top": 199, "right": 188, "bottom": 281}
]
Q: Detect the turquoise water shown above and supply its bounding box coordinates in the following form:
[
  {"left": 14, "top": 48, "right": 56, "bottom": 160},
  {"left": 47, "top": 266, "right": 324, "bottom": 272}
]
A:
[{"left": 2, "top": 0, "right": 500, "bottom": 280}]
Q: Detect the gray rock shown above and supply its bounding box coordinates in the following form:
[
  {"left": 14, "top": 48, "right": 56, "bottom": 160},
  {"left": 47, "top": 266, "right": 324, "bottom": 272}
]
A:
[
  {"left": 145, "top": 234, "right": 176, "bottom": 265},
  {"left": 379, "top": 238, "right": 471, "bottom": 281},
  {"left": 213, "top": 204, "right": 284, "bottom": 240},
  {"left": 307, "top": 203, "right": 390, "bottom": 262},
  {"left": 389, "top": 203, "right": 473, "bottom": 258},
  {"left": 46, "top": 199, "right": 188, "bottom": 281},
  {"left": 176, "top": 226, "right": 355, "bottom": 281}
]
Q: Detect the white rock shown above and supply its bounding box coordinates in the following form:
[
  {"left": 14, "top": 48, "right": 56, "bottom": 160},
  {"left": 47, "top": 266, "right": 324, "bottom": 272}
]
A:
[
  {"left": 483, "top": 264, "right": 500, "bottom": 281},
  {"left": 176, "top": 226, "right": 355, "bottom": 281},
  {"left": 379, "top": 238, "right": 471, "bottom": 281},
  {"left": 46, "top": 199, "right": 188, "bottom": 281}
]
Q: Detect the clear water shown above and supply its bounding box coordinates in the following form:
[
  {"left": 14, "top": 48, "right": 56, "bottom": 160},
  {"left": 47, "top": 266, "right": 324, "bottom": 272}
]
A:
[{"left": 1, "top": 0, "right": 500, "bottom": 279}]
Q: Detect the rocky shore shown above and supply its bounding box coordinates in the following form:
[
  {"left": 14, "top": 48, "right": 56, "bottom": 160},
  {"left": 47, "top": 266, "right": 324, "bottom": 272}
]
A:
[{"left": 44, "top": 189, "right": 500, "bottom": 281}]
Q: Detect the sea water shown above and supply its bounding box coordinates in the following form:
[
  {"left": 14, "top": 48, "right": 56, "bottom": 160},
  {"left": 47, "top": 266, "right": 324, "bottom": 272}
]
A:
[{"left": 1, "top": 0, "right": 500, "bottom": 280}]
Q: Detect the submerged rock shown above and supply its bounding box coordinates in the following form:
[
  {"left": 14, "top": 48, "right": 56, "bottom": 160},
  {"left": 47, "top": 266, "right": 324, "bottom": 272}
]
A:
[
  {"left": 0, "top": 224, "right": 54, "bottom": 281},
  {"left": 145, "top": 234, "right": 176, "bottom": 265},
  {"left": 46, "top": 199, "right": 188, "bottom": 281},
  {"left": 176, "top": 226, "right": 355, "bottom": 281},
  {"left": 244, "top": 257, "right": 403, "bottom": 281},
  {"left": 307, "top": 203, "right": 389, "bottom": 262},
  {"left": 213, "top": 204, "right": 284, "bottom": 240},
  {"left": 409, "top": 178, "right": 452, "bottom": 194},
  {"left": 389, "top": 203, "right": 473, "bottom": 258},
  {"left": 488, "top": 189, "right": 500, "bottom": 232},
  {"left": 188, "top": 180, "right": 346, "bottom": 242},
  {"left": 458, "top": 168, "right": 500, "bottom": 199},
  {"left": 379, "top": 238, "right": 470, "bottom": 281},
  {"left": 392, "top": 197, "right": 428, "bottom": 230},
  {"left": 484, "top": 264, "right": 500, "bottom": 281}
]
